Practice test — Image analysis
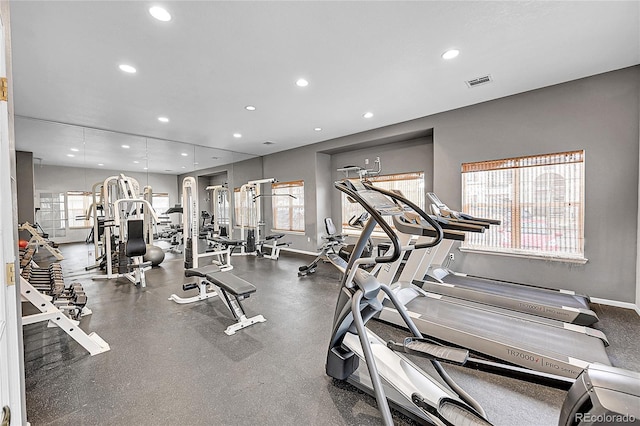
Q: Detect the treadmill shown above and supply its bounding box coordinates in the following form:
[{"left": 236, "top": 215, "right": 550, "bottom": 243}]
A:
[
  {"left": 412, "top": 192, "right": 598, "bottom": 326},
  {"left": 374, "top": 211, "right": 611, "bottom": 380}
]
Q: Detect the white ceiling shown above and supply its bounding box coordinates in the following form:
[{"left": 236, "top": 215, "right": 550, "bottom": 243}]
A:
[{"left": 9, "top": 1, "right": 640, "bottom": 174}]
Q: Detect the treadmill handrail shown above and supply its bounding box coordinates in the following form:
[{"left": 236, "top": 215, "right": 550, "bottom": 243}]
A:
[{"left": 334, "top": 180, "right": 401, "bottom": 265}]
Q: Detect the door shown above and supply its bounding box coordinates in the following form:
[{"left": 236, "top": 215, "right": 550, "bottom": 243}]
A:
[{"left": 0, "top": 10, "right": 27, "bottom": 426}]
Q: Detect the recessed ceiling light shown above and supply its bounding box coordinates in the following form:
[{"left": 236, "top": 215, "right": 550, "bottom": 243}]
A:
[
  {"left": 442, "top": 49, "right": 460, "bottom": 60},
  {"left": 314, "top": 127, "right": 322, "bottom": 131},
  {"left": 70, "top": 148, "right": 79, "bottom": 152},
  {"left": 133, "top": 160, "right": 140, "bottom": 164},
  {"left": 149, "top": 6, "right": 171, "bottom": 22},
  {"left": 181, "top": 153, "right": 188, "bottom": 157},
  {"left": 67, "top": 154, "right": 75, "bottom": 157},
  {"left": 98, "top": 163, "right": 104, "bottom": 166},
  {"left": 245, "top": 105, "right": 256, "bottom": 111},
  {"left": 296, "top": 78, "right": 309, "bottom": 87},
  {"left": 119, "top": 64, "right": 137, "bottom": 74},
  {"left": 143, "top": 167, "right": 148, "bottom": 170},
  {"left": 363, "top": 112, "right": 374, "bottom": 119},
  {"left": 181, "top": 166, "right": 186, "bottom": 169},
  {"left": 233, "top": 133, "right": 242, "bottom": 138},
  {"left": 158, "top": 116, "right": 169, "bottom": 123},
  {"left": 193, "top": 162, "right": 199, "bottom": 165},
  {"left": 122, "top": 145, "right": 130, "bottom": 149}
]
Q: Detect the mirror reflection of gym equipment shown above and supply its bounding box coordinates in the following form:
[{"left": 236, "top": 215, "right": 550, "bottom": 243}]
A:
[
  {"left": 169, "top": 177, "right": 267, "bottom": 335},
  {"left": 90, "top": 174, "right": 160, "bottom": 287},
  {"left": 235, "top": 178, "right": 291, "bottom": 259}
]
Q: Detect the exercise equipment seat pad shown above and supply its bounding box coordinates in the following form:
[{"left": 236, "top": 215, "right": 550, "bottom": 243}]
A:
[
  {"left": 265, "top": 234, "right": 285, "bottom": 240},
  {"left": 204, "top": 271, "right": 256, "bottom": 297}
]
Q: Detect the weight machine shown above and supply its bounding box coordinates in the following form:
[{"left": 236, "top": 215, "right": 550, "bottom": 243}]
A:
[
  {"left": 182, "top": 177, "right": 232, "bottom": 271},
  {"left": 236, "top": 178, "right": 290, "bottom": 259},
  {"left": 91, "top": 174, "right": 158, "bottom": 287},
  {"left": 205, "top": 184, "right": 231, "bottom": 237}
]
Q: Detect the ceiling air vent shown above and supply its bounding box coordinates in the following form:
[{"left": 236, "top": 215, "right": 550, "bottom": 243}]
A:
[
  {"left": 465, "top": 74, "right": 493, "bottom": 88},
  {"left": 263, "top": 141, "right": 275, "bottom": 145}
]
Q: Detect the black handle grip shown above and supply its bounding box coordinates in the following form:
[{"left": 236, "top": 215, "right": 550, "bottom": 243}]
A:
[
  {"left": 182, "top": 283, "right": 198, "bottom": 291},
  {"left": 334, "top": 181, "right": 401, "bottom": 265},
  {"left": 363, "top": 182, "right": 444, "bottom": 250}
]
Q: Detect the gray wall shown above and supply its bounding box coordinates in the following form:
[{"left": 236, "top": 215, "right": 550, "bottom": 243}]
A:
[
  {"left": 15, "top": 151, "right": 34, "bottom": 228},
  {"left": 259, "top": 66, "right": 639, "bottom": 302},
  {"left": 28, "top": 66, "right": 640, "bottom": 303},
  {"left": 431, "top": 67, "right": 639, "bottom": 303},
  {"left": 329, "top": 137, "right": 434, "bottom": 223}
]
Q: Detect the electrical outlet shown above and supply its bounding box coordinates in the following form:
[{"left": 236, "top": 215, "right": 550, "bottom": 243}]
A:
[{"left": 449, "top": 253, "right": 455, "bottom": 261}]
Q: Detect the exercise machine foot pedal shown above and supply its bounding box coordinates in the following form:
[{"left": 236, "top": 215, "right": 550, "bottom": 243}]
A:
[
  {"left": 412, "top": 394, "right": 493, "bottom": 426},
  {"left": 388, "top": 337, "right": 468, "bottom": 365}
]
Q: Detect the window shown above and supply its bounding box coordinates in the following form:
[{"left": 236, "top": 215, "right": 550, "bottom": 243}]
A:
[
  {"left": 341, "top": 172, "right": 425, "bottom": 231},
  {"left": 37, "top": 192, "right": 66, "bottom": 237},
  {"left": 461, "top": 150, "right": 585, "bottom": 260},
  {"left": 66, "top": 191, "right": 94, "bottom": 228},
  {"left": 272, "top": 180, "right": 305, "bottom": 232},
  {"left": 234, "top": 187, "right": 252, "bottom": 228},
  {"left": 151, "top": 193, "right": 170, "bottom": 215}
]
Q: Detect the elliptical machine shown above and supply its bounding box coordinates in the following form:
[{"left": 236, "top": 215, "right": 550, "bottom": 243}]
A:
[
  {"left": 326, "top": 178, "right": 640, "bottom": 425},
  {"left": 326, "top": 178, "right": 491, "bottom": 425}
]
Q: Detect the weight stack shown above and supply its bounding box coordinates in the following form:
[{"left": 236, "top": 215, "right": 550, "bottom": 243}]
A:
[
  {"left": 118, "top": 242, "right": 128, "bottom": 273},
  {"left": 246, "top": 230, "right": 256, "bottom": 253},
  {"left": 184, "top": 238, "right": 193, "bottom": 269}
]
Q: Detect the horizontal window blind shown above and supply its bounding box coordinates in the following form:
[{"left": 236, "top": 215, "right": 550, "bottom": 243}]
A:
[
  {"left": 461, "top": 150, "right": 584, "bottom": 260},
  {"left": 272, "top": 180, "right": 305, "bottom": 232},
  {"left": 342, "top": 172, "right": 424, "bottom": 230}
]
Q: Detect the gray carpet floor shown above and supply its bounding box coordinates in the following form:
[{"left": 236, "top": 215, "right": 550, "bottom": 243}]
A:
[{"left": 21, "top": 242, "right": 640, "bottom": 426}]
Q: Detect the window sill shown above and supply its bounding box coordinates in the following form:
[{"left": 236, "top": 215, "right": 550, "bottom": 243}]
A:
[
  {"left": 270, "top": 230, "right": 305, "bottom": 236},
  {"left": 459, "top": 247, "right": 588, "bottom": 264}
]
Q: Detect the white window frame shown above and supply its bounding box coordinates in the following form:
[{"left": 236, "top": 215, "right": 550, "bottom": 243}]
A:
[
  {"left": 37, "top": 191, "right": 66, "bottom": 238},
  {"left": 460, "top": 150, "right": 586, "bottom": 262},
  {"left": 233, "top": 187, "right": 251, "bottom": 229},
  {"left": 341, "top": 172, "right": 425, "bottom": 235},
  {"left": 66, "top": 191, "right": 93, "bottom": 229},
  {"left": 272, "top": 180, "right": 305, "bottom": 233},
  {"left": 151, "top": 193, "right": 170, "bottom": 216}
]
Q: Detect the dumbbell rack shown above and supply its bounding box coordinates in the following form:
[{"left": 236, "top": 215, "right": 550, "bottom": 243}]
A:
[
  {"left": 20, "top": 277, "right": 110, "bottom": 356},
  {"left": 19, "top": 248, "right": 110, "bottom": 356},
  {"left": 21, "top": 263, "right": 90, "bottom": 320},
  {"left": 18, "top": 222, "right": 64, "bottom": 261}
]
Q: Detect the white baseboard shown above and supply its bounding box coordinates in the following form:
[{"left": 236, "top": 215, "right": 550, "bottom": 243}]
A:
[{"left": 590, "top": 297, "right": 640, "bottom": 316}]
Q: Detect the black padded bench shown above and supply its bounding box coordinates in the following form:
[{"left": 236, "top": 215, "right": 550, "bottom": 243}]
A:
[
  {"left": 170, "top": 265, "right": 266, "bottom": 335},
  {"left": 205, "top": 271, "right": 256, "bottom": 297}
]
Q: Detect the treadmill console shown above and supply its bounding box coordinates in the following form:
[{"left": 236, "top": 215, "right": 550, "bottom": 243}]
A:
[{"left": 344, "top": 179, "right": 403, "bottom": 216}]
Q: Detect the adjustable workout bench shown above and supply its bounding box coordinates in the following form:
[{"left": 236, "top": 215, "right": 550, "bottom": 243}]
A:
[{"left": 168, "top": 264, "right": 266, "bottom": 335}]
